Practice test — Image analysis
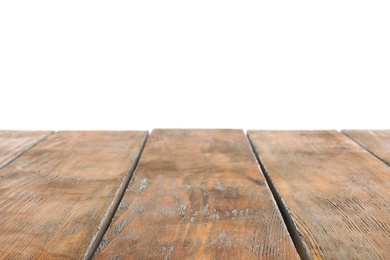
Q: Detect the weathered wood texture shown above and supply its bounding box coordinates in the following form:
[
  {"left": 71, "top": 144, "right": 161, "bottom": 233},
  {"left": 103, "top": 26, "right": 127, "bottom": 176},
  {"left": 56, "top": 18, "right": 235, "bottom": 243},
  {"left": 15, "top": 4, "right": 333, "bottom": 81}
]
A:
[
  {"left": 248, "top": 130, "right": 390, "bottom": 259},
  {"left": 95, "top": 129, "right": 299, "bottom": 260},
  {"left": 342, "top": 130, "right": 390, "bottom": 166},
  {"left": 0, "top": 131, "right": 147, "bottom": 259},
  {"left": 0, "top": 131, "right": 52, "bottom": 168}
]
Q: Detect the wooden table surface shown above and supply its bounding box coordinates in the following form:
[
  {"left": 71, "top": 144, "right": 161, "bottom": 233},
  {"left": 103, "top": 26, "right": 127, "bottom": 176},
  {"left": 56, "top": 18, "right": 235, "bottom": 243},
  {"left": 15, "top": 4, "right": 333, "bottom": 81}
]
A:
[{"left": 0, "top": 130, "right": 389, "bottom": 260}]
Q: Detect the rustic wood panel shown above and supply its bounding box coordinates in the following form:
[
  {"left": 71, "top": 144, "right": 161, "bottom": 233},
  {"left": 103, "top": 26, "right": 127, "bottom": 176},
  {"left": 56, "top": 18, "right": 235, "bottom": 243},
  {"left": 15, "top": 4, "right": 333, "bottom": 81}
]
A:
[
  {"left": 0, "top": 131, "right": 53, "bottom": 169},
  {"left": 248, "top": 130, "right": 390, "bottom": 259},
  {"left": 95, "top": 129, "right": 299, "bottom": 260},
  {"left": 0, "top": 131, "right": 147, "bottom": 259},
  {"left": 342, "top": 130, "right": 390, "bottom": 166}
]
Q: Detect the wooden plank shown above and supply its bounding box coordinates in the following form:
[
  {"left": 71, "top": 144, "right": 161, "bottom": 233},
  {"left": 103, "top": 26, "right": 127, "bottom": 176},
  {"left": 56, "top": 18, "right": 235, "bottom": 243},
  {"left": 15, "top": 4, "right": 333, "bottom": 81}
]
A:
[
  {"left": 0, "top": 131, "right": 148, "bottom": 259},
  {"left": 0, "top": 130, "right": 53, "bottom": 169},
  {"left": 342, "top": 130, "right": 390, "bottom": 166},
  {"left": 248, "top": 130, "right": 390, "bottom": 259},
  {"left": 94, "top": 129, "right": 299, "bottom": 259}
]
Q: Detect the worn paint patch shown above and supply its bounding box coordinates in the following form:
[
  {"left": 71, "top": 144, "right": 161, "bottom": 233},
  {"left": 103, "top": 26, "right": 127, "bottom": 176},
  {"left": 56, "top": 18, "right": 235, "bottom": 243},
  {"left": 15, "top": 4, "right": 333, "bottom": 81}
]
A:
[{"left": 139, "top": 178, "right": 148, "bottom": 192}]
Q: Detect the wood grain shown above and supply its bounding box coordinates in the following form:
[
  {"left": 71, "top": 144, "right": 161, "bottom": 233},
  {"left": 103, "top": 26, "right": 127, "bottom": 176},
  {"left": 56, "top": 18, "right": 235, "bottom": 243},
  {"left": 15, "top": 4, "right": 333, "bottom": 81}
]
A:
[
  {"left": 0, "top": 131, "right": 147, "bottom": 259},
  {"left": 0, "top": 131, "right": 53, "bottom": 169},
  {"left": 248, "top": 130, "right": 390, "bottom": 259},
  {"left": 95, "top": 129, "right": 299, "bottom": 260},
  {"left": 342, "top": 130, "right": 390, "bottom": 166}
]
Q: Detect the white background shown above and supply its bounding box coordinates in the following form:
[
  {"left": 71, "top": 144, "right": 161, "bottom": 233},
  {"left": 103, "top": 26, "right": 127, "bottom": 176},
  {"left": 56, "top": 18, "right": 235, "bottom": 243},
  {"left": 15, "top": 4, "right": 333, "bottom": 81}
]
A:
[{"left": 1, "top": 1, "right": 389, "bottom": 131}]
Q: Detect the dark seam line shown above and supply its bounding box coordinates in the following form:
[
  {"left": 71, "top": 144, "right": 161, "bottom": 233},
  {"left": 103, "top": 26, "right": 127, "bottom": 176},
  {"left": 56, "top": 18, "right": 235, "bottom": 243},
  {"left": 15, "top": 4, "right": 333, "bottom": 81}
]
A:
[
  {"left": 0, "top": 131, "right": 55, "bottom": 169},
  {"left": 83, "top": 132, "right": 149, "bottom": 260},
  {"left": 246, "top": 132, "right": 312, "bottom": 260},
  {"left": 341, "top": 130, "right": 390, "bottom": 168}
]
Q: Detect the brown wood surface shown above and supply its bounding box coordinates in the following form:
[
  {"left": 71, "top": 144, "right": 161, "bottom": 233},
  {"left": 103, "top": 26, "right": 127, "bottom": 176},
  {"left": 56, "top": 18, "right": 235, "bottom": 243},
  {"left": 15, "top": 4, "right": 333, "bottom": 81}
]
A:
[
  {"left": 95, "top": 129, "right": 299, "bottom": 260},
  {"left": 0, "top": 131, "right": 147, "bottom": 259},
  {"left": 248, "top": 130, "right": 390, "bottom": 259},
  {"left": 0, "top": 131, "right": 53, "bottom": 169},
  {"left": 342, "top": 130, "right": 390, "bottom": 166}
]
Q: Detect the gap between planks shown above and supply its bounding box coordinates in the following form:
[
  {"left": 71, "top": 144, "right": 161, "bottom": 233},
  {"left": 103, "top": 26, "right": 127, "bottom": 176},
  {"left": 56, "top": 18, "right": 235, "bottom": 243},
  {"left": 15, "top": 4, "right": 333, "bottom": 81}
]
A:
[
  {"left": 94, "top": 129, "right": 299, "bottom": 259},
  {"left": 0, "top": 131, "right": 54, "bottom": 169},
  {"left": 6, "top": 129, "right": 386, "bottom": 258},
  {"left": 247, "top": 132, "right": 311, "bottom": 260},
  {"left": 0, "top": 131, "right": 149, "bottom": 259},
  {"left": 247, "top": 129, "right": 390, "bottom": 259},
  {"left": 248, "top": 130, "right": 390, "bottom": 259},
  {"left": 83, "top": 132, "right": 149, "bottom": 260},
  {"left": 341, "top": 130, "right": 390, "bottom": 168}
]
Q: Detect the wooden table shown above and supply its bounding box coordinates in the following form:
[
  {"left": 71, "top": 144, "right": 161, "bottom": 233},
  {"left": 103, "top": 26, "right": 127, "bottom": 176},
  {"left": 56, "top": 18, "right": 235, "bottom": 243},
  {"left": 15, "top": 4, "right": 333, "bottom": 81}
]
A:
[{"left": 0, "top": 130, "right": 389, "bottom": 259}]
